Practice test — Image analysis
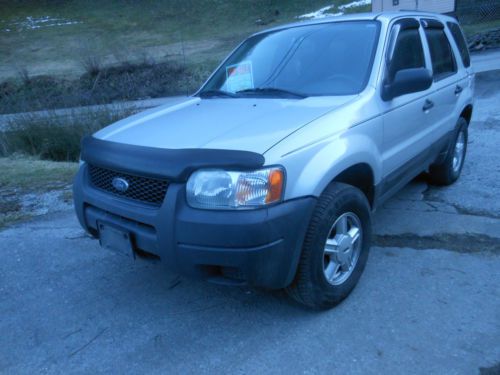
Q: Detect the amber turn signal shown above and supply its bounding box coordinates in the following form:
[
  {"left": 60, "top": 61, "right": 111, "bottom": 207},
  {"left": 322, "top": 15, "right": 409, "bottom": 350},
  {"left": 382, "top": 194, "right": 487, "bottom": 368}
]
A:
[{"left": 266, "top": 169, "right": 284, "bottom": 204}]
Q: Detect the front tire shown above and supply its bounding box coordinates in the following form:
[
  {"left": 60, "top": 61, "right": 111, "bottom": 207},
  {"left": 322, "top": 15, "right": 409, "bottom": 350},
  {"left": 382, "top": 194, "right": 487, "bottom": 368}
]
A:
[
  {"left": 428, "top": 118, "right": 468, "bottom": 186},
  {"left": 286, "top": 183, "right": 371, "bottom": 309}
]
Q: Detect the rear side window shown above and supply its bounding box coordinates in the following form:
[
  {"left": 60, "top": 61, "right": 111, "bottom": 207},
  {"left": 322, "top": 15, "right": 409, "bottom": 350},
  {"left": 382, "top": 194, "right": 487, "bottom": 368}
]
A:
[
  {"left": 388, "top": 28, "right": 425, "bottom": 80},
  {"left": 424, "top": 28, "right": 457, "bottom": 79},
  {"left": 447, "top": 22, "right": 471, "bottom": 68}
]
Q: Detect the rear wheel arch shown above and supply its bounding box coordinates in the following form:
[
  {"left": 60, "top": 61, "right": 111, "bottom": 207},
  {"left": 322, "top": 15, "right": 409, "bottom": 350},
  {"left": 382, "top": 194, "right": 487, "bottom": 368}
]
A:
[
  {"left": 460, "top": 104, "right": 473, "bottom": 125},
  {"left": 428, "top": 117, "right": 468, "bottom": 186}
]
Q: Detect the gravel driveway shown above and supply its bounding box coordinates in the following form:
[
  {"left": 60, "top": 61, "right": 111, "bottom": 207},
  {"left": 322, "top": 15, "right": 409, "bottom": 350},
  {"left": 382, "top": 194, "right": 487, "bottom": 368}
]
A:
[{"left": 1, "top": 71, "right": 499, "bottom": 375}]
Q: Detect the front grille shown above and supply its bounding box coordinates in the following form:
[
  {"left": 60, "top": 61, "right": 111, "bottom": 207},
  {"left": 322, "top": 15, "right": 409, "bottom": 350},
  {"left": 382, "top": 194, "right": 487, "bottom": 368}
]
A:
[{"left": 88, "top": 165, "right": 168, "bottom": 206}]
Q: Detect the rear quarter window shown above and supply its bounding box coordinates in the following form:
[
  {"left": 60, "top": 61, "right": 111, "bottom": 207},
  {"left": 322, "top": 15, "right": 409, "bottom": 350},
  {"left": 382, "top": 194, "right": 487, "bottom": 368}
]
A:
[
  {"left": 424, "top": 27, "right": 457, "bottom": 80},
  {"left": 447, "top": 22, "right": 471, "bottom": 68}
]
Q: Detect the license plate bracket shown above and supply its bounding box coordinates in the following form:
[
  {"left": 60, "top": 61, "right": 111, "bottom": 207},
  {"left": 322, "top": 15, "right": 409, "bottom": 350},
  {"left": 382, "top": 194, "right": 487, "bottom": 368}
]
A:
[{"left": 98, "top": 222, "right": 134, "bottom": 257}]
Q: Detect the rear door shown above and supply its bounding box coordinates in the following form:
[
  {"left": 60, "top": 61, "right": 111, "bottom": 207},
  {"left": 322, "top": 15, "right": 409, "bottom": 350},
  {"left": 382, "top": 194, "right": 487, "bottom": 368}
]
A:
[
  {"left": 420, "top": 18, "right": 465, "bottom": 144},
  {"left": 379, "top": 18, "right": 433, "bottom": 196}
]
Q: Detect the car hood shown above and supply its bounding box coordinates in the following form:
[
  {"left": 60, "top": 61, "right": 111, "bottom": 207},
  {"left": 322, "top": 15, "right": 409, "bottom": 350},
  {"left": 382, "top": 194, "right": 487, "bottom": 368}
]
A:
[{"left": 95, "top": 96, "right": 356, "bottom": 154}]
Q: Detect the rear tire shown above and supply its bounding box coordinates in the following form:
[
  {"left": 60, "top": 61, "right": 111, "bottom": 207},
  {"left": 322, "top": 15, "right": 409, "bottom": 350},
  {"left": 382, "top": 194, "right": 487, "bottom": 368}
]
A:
[
  {"left": 428, "top": 118, "right": 468, "bottom": 186},
  {"left": 286, "top": 182, "right": 371, "bottom": 309}
]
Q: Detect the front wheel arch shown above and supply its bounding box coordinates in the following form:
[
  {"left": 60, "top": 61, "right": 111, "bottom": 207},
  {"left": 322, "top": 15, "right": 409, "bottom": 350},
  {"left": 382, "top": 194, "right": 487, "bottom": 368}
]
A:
[{"left": 332, "top": 163, "right": 376, "bottom": 209}]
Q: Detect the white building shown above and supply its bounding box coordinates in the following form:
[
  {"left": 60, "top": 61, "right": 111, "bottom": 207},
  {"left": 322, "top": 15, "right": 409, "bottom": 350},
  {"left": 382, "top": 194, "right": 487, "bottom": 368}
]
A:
[{"left": 371, "top": 0, "right": 456, "bottom": 13}]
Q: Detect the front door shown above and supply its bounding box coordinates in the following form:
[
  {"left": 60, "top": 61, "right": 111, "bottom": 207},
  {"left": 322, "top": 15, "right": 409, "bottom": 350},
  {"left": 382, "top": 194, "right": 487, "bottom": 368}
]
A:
[{"left": 379, "top": 18, "right": 434, "bottom": 198}]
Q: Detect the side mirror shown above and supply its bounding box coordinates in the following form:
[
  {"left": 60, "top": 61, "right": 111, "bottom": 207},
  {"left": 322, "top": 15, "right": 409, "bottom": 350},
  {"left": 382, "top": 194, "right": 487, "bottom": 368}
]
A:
[{"left": 382, "top": 68, "right": 432, "bottom": 101}]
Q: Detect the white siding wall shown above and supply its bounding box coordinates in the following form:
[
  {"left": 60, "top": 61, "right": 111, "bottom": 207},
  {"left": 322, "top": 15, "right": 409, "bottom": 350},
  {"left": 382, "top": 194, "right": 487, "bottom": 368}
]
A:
[{"left": 372, "top": 0, "right": 455, "bottom": 13}]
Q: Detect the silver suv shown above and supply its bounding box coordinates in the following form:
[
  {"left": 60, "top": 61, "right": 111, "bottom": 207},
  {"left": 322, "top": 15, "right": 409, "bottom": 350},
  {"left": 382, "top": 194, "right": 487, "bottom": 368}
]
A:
[{"left": 74, "top": 12, "right": 474, "bottom": 309}]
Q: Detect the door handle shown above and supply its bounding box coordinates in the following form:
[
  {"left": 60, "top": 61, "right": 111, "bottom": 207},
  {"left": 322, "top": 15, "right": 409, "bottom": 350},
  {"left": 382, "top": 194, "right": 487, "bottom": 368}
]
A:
[
  {"left": 455, "top": 85, "right": 463, "bottom": 95},
  {"left": 422, "top": 99, "right": 434, "bottom": 112}
]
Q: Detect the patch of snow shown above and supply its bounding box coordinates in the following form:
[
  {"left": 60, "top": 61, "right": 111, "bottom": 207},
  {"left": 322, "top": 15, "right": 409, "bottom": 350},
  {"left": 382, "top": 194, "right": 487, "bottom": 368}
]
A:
[
  {"left": 297, "top": 0, "right": 371, "bottom": 20},
  {"left": 297, "top": 5, "right": 338, "bottom": 19},
  {"left": 8, "top": 16, "right": 82, "bottom": 31},
  {"left": 339, "top": 0, "right": 371, "bottom": 10}
]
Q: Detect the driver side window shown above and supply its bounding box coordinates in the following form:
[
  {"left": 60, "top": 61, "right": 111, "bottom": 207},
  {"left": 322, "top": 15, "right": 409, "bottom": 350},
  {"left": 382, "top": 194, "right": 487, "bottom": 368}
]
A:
[{"left": 388, "top": 27, "right": 425, "bottom": 81}]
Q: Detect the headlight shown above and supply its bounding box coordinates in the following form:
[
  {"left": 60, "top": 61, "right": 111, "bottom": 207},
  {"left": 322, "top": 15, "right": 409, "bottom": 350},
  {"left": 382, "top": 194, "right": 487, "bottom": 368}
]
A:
[{"left": 186, "top": 167, "right": 285, "bottom": 209}]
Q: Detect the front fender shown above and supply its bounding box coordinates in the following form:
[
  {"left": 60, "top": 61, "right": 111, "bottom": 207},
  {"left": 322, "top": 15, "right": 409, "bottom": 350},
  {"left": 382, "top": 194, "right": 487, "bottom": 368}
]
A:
[{"left": 266, "top": 117, "right": 383, "bottom": 200}]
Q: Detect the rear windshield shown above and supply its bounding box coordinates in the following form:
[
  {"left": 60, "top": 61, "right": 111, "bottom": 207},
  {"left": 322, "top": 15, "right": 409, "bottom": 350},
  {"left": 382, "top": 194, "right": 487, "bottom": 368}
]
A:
[{"left": 200, "top": 21, "right": 380, "bottom": 97}]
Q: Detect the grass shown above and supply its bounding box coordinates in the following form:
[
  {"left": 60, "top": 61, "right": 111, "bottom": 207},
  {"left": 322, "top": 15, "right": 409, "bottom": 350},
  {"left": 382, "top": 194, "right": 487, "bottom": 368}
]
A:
[
  {"left": 462, "top": 19, "right": 500, "bottom": 37},
  {"left": 0, "top": 0, "right": 339, "bottom": 81},
  {"left": 0, "top": 0, "right": 367, "bottom": 115},
  {"left": 0, "top": 156, "right": 78, "bottom": 229},
  {"left": 2, "top": 1, "right": 497, "bottom": 115},
  {"left": 0, "top": 106, "right": 136, "bottom": 161},
  {"left": 1, "top": 0, "right": 497, "bottom": 83},
  {"left": 0, "top": 211, "right": 30, "bottom": 230},
  {"left": 0, "top": 82, "right": 142, "bottom": 229},
  {"left": 0, "top": 104, "right": 128, "bottom": 229},
  {"left": 0, "top": 156, "right": 78, "bottom": 192}
]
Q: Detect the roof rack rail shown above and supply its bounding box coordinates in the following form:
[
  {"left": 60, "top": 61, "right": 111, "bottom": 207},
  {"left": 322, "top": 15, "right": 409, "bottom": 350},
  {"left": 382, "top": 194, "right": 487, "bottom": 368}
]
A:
[{"left": 398, "top": 9, "right": 428, "bottom": 12}]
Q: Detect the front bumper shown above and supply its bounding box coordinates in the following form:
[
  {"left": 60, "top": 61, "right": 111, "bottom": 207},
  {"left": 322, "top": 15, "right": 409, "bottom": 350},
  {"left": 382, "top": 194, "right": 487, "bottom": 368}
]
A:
[{"left": 73, "top": 163, "right": 316, "bottom": 289}]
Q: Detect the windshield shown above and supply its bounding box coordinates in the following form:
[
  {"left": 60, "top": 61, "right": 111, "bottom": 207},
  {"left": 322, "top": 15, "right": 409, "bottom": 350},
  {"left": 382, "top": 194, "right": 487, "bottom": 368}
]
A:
[{"left": 199, "top": 21, "right": 380, "bottom": 98}]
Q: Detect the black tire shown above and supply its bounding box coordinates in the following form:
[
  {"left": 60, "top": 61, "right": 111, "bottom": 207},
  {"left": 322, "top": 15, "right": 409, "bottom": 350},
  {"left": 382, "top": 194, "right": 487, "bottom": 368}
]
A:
[
  {"left": 286, "top": 182, "right": 372, "bottom": 309},
  {"left": 428, "top": 118, "right": 468, "bottom": 186}
]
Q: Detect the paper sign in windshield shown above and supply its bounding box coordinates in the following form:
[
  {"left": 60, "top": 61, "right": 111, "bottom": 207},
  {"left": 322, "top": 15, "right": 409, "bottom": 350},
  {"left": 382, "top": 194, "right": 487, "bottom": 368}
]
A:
[{"left": 225, "top": 61, "right": 254, "bottom": 93}]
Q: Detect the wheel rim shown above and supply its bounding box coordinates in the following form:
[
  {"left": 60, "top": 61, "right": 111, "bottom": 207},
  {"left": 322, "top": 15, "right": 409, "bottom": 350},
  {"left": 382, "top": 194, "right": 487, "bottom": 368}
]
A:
[
  {"left": 322, "top": 212, "right": 362, "bottom": 286},
  {"left": 452, "top": 130, "right": 466, "bottom": 173}
]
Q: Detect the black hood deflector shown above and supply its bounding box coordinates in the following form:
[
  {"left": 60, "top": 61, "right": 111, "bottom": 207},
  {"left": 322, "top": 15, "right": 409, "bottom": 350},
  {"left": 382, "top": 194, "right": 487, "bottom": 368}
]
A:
[{"left": 80, "top": 136, "right": 265, "bottom": 181}]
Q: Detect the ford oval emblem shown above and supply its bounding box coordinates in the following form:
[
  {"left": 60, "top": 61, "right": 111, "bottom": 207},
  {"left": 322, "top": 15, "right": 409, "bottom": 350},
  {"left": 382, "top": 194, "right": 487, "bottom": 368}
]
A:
[{"left": 112, "top": 177, "right": 129, "bottom": 192}]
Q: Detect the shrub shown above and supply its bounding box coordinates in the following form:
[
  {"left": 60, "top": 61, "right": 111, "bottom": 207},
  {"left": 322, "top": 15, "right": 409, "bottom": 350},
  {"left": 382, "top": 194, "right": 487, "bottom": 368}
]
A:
[
  {"left": 80, "top": 55, "right": 103, "bottom": 77},
  {"left": 0, "top": 60, "right": 211, "bottom": 115},
  {"left": 0, "top": 107, "right": 136, "bottom": 161}
]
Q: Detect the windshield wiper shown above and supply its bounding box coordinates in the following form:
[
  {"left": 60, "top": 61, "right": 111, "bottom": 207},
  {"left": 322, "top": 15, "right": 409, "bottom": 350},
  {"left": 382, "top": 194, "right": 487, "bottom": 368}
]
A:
[
  {"left": 236, "top": 87, "right": 307, "bottom": 98},
  {"left": 198, "top": 89, "right": 238, "bottom": 98}
]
